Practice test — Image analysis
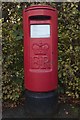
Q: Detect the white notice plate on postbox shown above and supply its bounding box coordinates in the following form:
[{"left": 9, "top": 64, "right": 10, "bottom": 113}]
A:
[{"left": 30, "top": 25, "right": 50, "bottom": 38}]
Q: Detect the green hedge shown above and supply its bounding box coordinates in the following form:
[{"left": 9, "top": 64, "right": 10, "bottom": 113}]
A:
[{"left": 2, "top": 2, "right": 80, "bottom": 102}]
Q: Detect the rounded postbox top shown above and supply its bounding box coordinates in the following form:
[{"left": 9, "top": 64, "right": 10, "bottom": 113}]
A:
[{"left": 25, "top": 5, "right": 57, "bottom": 12}]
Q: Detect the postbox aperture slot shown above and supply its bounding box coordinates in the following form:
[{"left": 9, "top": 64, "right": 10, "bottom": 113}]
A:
[
  {"left": 30, "top": 24, "right": 50, "bottom": 38},
  {"left": 29, "top": 15, "right": 50, "bottom": 20}
]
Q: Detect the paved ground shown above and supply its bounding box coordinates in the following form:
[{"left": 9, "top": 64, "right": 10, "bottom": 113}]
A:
[{"left": 2, "top": 102, "right": 80, "bottom": 119}]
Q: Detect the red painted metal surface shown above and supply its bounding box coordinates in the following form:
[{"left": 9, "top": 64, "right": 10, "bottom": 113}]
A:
[{"left": 23, "top": 5, "right": 58, "bottom": 92}]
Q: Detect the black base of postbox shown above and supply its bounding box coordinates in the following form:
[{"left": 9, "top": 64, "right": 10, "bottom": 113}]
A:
[{"left": 24, "top": 90, "right": 58, "bottom": 117}]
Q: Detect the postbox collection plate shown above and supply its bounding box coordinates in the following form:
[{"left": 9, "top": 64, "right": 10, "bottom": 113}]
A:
[{"left": 30, "top": 24, "right": 50, "bottom": 38}]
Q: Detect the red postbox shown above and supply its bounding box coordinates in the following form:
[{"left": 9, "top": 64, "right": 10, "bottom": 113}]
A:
[{"left": 23, "top": 5, "right": 58, "bottom": 92}]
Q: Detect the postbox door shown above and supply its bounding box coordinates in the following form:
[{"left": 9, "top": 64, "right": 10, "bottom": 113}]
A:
[{"left": 29, "top": 16, "right": 52, "bottom": 72}]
